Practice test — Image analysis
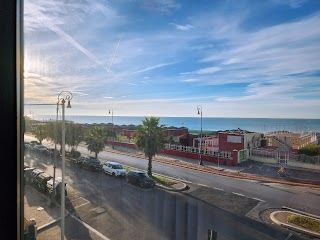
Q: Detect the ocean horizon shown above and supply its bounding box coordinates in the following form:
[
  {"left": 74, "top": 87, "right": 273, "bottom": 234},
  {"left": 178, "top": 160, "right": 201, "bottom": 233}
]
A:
[{"left": 30, "top": 115, "right": 320, "bottom": 133}]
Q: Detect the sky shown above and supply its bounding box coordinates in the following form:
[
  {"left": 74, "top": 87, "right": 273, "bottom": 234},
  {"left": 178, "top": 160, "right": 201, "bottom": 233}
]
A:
[{"left": 24, "top": 0, "right": 320, "bottom": 118}]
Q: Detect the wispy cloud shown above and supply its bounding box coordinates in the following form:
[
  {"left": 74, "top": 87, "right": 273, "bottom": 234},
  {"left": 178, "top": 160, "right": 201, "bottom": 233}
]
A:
[
  {"left": 131, "top": 62, "right": 177, "bottom": 74},
  {"left": 25, "top": 3, "right": 110, "bottom": 73},
  {"left": 142, "top": 0, "right": 181, "bottom": 15},
  {"left": 195, "top": 67, "right": 221, "bottom": 74},
  {"left": 169, "top": 23, "right": 193, "bottom": 31}
]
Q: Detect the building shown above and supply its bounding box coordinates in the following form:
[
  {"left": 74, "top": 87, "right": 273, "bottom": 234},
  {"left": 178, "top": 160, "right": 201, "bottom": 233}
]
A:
[
  {"left": 264, "top": 131, "right": 317, "bottom": 150},
  {"left": 218, "top": 129, "right": 262, "bottom": 155}
]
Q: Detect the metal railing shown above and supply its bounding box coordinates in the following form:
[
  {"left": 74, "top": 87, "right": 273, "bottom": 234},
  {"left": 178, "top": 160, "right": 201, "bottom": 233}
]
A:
[{"left": 251, "top": 148, "right": 320, "bottom": 165}]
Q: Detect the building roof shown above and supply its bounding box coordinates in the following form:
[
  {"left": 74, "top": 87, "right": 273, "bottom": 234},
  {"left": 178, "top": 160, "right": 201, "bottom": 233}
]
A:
[{"left": 219, "top": 128, "right": 253, "bottom": 134}]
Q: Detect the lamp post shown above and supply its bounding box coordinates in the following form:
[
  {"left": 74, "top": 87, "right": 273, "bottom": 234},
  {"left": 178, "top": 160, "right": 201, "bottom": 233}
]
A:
[
  {"left": 57, "top": 91, "right": 73, "bottom": 240},
  {"left": 108, "top": 108, "right": 113, "bottom": 126},
  {"left": 108, "top": 108, "right": 114, "bottom": 146},
  {"left": 50, "top": 103, "right": 58, "bottom": 207},
  {"left": 197, "top": 105, "right": 203, "bottom": 166}
]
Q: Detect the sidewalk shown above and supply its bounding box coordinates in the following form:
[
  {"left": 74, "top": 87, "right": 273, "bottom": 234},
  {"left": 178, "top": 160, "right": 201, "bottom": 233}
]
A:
[{"left": 24, "top": 185, "right": 110, "bottom": 240}]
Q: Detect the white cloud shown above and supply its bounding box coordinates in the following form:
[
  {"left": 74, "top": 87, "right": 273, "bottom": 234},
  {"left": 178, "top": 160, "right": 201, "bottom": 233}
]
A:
[
  {"left": 169, "top": 23, "right": 193, "bottom": 31},
  {"left": 131, "top": 62, "right": 177, "bottom": 74},
  {"left": 195, "top": 67, "right": 221, "bottom": 74}
]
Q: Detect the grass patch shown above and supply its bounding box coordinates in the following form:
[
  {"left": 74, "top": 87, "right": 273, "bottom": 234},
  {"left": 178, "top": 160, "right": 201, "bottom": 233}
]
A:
[
  {"left": 288, "top": 215, "right": 320, "bottom": 232},
  {"left": 152, "top": 175, "right": 177, "bottom": 187}
]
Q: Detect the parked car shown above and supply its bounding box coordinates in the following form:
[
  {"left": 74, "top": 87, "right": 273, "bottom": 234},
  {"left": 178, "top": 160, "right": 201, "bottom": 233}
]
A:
[
  {"left": 76, "top": 156, "right": 102, "bottom": 171},
  {"left": 24, "top": 167, "right": 36, "bottom": 184},
  {"left": 125, "top": 170, "right": 155, "bottom": 188},
  {"left": 48, "top": 148, "right": 61, "bottom": 160},
  {"left": 102, "top": 161, "right": 126, "bottom": 177},
  {"left": 46, "top": 177, "right": 67, "bottom": 201},
  {"left": 30, "top": 168, "right": 44, "bottom": 184},
  {"left": 33, "top": 172, "right": 52, "bottom": 192}
]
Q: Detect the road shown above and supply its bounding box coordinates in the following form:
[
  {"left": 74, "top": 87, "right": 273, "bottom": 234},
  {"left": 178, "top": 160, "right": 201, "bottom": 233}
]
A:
[
  {"left": 25, "top": 154, "right": 306, "bottom": 240},
  {"left": 24, "top": 134, "right": 320, "bottom": 217}
]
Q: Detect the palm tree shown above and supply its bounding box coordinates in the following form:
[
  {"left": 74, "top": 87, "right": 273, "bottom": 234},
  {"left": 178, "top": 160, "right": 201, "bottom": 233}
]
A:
[
  {"left": 135, "top": 117, "right": 165, "bottom": 176},
  {"left": 85, "top": 126, "right": 107, "bottom": 158}
]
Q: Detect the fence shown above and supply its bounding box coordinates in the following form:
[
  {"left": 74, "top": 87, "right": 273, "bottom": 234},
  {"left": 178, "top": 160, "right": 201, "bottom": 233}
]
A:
[
  {"left": 251, "top": 148, "right": 320, "bottom": 165},
  {"left": 163, "top": 143, "right": 233, "bottom": 159}
]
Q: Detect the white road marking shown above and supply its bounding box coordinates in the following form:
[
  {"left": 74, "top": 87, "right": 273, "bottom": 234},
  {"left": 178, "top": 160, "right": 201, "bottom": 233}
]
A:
[
  {"left": 71, "top": 197, "right": 90, "bottom": 209},
  {"left": 212, "top": 187, "right": 224, "bottom": 191},
  {"left": 198, "top": 183, "right": 207, "bottom": 187},
  {"left": 232, "top": 192, "right": 245, "bottom": 197},
  {"left": 252, "top": 197, "right": 266, "bottom": 202},
  {"left": 284, "top": 233, "right": 292, "bottom": 240}
]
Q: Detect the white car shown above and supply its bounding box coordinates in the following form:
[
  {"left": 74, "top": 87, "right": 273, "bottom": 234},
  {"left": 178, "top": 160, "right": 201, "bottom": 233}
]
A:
[{"left": 102, "top": 161, "right": 126, "bottom": 177}]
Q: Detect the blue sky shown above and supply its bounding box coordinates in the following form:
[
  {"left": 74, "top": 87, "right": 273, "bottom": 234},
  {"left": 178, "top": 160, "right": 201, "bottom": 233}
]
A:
[{"left": 24, "top": 0, "right": 320, "bottom": 118}]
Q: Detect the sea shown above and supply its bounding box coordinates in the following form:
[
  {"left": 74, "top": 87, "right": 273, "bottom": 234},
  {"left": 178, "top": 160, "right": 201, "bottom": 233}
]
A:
[{"left": 31, "top": 115, "right": 320, "bottom": 133}]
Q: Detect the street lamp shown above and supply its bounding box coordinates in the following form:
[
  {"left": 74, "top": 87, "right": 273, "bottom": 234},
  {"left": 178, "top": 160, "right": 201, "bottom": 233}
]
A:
[
  {"left": 108, "top": 108, "right": 114, "bottom": 148},
  {"left": 197, "top": 105, "right": 203, "bottom": 166},
  {"left": 108, "top": 108, "right": 113, "bottom": 126},
  {"left": 57, "top": 91, "right": 73, "bottom": 240}
]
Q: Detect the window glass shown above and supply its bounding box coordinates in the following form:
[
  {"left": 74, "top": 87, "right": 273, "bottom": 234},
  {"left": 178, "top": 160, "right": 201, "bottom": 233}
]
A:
[{"left": 23, "top": 1, "right": 320, "bottom": 240}]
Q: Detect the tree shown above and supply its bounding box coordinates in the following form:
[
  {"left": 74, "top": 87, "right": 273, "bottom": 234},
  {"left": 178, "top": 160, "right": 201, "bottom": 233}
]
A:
[
  {"left": 85, "top": 126, "right": 107, "bottom": 158},
  {"left": 66, "top": 122, "right": 84, "bottom": 151},
  {"left": 33, "top": 123, "right": 47, "bottom": 144},
  {"left": 135, "top": 117, "right": 165, "bottom": 176}
]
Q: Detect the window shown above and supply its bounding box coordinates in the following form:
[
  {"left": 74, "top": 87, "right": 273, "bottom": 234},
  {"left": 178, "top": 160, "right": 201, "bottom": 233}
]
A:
[{"left": 17, "top": 1, "right": 320, "bottom": 240}]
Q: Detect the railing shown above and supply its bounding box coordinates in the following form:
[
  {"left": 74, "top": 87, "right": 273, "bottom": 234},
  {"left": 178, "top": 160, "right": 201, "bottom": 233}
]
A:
[
  {"left": 251, "top": 148, "right": 320, "bottom": 165},
  {"left": 272, "top": 136, "right": 290, "bottom": 148},
  {"left": 163, "top": 143, "right": 232, "bottom": 158}
]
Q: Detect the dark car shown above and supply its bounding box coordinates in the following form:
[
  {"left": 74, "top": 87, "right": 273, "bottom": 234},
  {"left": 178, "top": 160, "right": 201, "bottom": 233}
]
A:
[
  {"left": 30, "top": 168, "right": 44, "bottom": 184},
  {"left": 76, "top": 156, "right": 102, "bottom": 171},
  {"left": 33, "top": 172, "right": 52, "bottom": 192},
  {"left": 125, "top": 170, "right": 155, "bottom": 188}
]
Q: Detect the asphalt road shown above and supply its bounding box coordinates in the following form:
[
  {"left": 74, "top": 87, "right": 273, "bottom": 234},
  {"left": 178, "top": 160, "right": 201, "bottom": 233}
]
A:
[
  {"left": 26, "top": 154, "right": 306, "bottom": 240},
  {"left": 85, "top": 146, "right": 320, "bottom": 216},
  {"left": 24, "top": 135, "right": 320, "bottom": 218}
]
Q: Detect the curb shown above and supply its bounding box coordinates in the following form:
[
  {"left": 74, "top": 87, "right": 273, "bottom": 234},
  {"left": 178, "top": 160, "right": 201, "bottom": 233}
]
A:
[
  {"left": 121, "top": 164, "right": 189, "bottom": 192},
  {"left": 115, "top": 150, "right": 320, "bottom": 188},
  {"left": 155, "top": 182, "right": 188, "bottom": 192},
  {"left": 270, "top": 211, "right": 320, "bottom": 238},
  {"left": 282, "top": 206, "right": 320, "bottom": 220},
  {"left": 37, "top": 210, "right": 69, "bottom": 233}
]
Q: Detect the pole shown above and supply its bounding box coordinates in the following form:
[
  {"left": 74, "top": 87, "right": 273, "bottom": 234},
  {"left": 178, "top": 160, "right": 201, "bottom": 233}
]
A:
[
  {"left": 197, "top": 105, "right": 203, "bottom": 166},
  {"left": 61, "top": 99, "right": 65, "bottom": 240},
  {"left": 51, "top": 103, "right": 58, "bottom": 206},
  {"left": 218, "top": 150, "right": 220, "bottom": 168},
  {"left": 200, "top": 110, "right": 203, "bottom": 165}
]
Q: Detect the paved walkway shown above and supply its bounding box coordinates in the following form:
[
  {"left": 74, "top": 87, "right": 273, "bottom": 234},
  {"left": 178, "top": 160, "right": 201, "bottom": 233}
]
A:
[{"left": 24, "top": 185, "right": 110, "bottom": 240}]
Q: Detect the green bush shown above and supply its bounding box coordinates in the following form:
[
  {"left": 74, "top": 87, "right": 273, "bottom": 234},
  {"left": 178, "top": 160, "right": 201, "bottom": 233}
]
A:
[
  {"left": 298, "top": 145, "right": 320, "bottom": 156},
  {"left": 288, "top": 215, "right": 320, "bottom": 232}
]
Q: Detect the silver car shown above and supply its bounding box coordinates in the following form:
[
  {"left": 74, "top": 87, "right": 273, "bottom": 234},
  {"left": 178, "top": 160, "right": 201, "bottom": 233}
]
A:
[{"left": 102, "top": 161, "right": 126, "bottom": 177}]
